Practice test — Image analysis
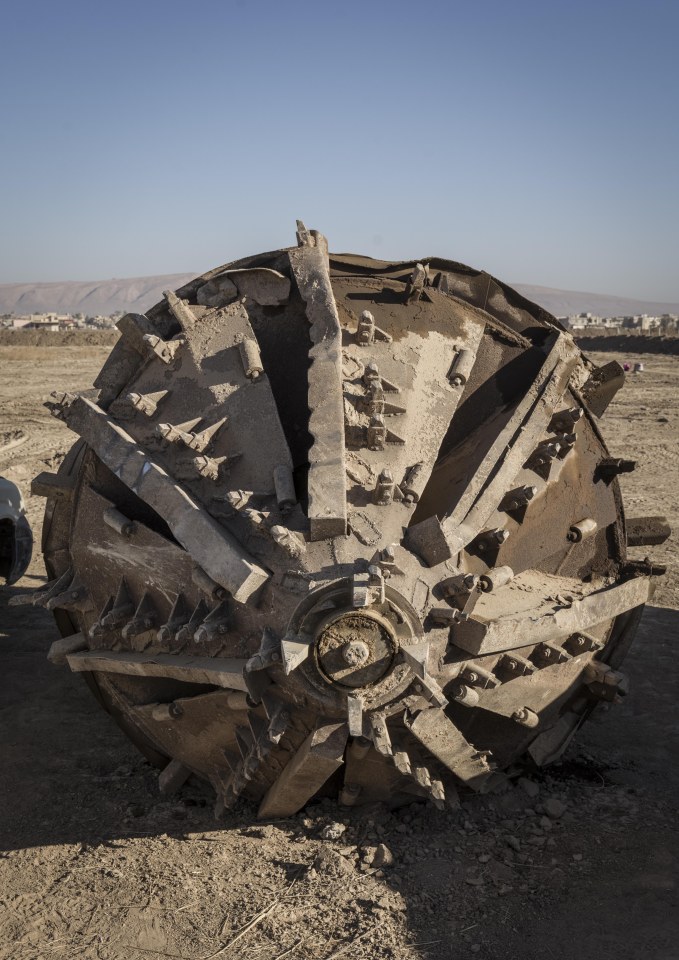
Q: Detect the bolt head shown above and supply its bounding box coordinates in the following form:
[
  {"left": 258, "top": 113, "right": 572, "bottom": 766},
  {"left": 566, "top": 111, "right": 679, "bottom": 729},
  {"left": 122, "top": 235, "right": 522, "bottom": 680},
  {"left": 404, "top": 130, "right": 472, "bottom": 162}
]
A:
[{"left": 342, "top": 641, "right": 370, "bottom": 666}]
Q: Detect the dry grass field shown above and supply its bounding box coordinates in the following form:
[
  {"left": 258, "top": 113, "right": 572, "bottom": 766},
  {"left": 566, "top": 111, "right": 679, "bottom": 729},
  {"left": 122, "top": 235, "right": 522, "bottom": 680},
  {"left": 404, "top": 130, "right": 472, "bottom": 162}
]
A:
[{"left": 0, "top": 345, "right": 677, "bottom": 960}]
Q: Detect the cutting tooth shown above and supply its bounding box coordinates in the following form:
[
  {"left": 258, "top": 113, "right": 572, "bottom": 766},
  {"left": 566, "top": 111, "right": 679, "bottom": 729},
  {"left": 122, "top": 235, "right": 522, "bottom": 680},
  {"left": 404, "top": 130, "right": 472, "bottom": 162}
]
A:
[
  {"left": 157, "top": 593, "right": 191, "bottom": 644},
  {"left": 373, "top": 469, "right": 396, "bottom": 505},
  {"left": 402, "top": 643, "right": 448, "bottom": 707},
  {"left": 155, "top": 418, "right": 203, "bottom": 445},
  {"left": 100, "top": 579, "right": 135, "bottom": 628},
  {"left": 499, "top": 485, "right": 537, "bottom": 513},
  {"left": 121, "top": 591, "right": 158, "bottom": 642},
  {"left": 191, "top": 454, "right": 231, "bottom": 481},
  {"left": 89, "top": 596, "right": 115, "bottom": 641},
  {"left": 596, "top": 457, "right": 636, "bottom": 484},
  {"left": 280, "top": 635, "right": 311, "bottom": 674},
  {"left": 549, "top": 406, "right": 583, "bottom": 433},
  {"left": 430, "top": 779, "right": 446, "bottom": 805},
  {"left": 185, "top": 416, "right": 228, "bottom": 453},
  {"left": 126, "top": 390, "right": 169, "bottom": 417},
  {"left": 261, "top": 694, "right": 291, "bottom": 745},
  {"left": 414, "top": 765, "right": 432, "bottom": 788},
  {"left": 393, "top": 750, "right": 412, "bottom": 775},
  {"left": 44, "top": 573, "right": 94, "bottom": 613},
  {"left": 347, "top": 695, "right": 365, "bottom": 737},
  {"left": 22, "top": 567, "right": 74, "bottom": 608},
  {"left": 405, "top": 263, "right": 428, "bottom": 303},
  {"left": 362, "top": 362, "right": 401, "bottom": 393},
  {"left": 164, "top": 289, "right": 196, "bottom": 331},
  {"left": 369, "top": 714, "right": 393, "bottom": 756},
  {"left": 142, "top": 333, "right": 182, "bottom": 365},
  {"left": 174, "top": 600, "right": 210, "bottom": 650},
  {"left": 193, "top": 600, "right": 231, "bottom": 645}
]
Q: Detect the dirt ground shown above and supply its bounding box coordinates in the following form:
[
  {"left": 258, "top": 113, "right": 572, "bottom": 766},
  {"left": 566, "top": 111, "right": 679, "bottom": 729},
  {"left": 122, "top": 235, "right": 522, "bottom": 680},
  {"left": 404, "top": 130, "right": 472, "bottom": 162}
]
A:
[{"left": 0, "top": 346, "right": 677, "bottom": 960}]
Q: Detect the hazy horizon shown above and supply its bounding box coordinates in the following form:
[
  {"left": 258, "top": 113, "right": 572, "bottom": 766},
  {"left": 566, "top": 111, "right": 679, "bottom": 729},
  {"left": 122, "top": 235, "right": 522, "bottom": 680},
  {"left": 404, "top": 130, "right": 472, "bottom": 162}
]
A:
[{"left": 2, "top": 0, "right": 678, "bottom": 300}]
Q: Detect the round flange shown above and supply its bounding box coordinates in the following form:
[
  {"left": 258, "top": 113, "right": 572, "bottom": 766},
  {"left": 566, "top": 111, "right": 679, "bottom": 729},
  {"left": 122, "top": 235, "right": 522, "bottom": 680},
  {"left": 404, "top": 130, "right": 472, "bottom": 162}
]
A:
[
  {"left": 314, "top": 609, "right": 398, "bottom": 688},
  {"left": 285, "top": 578, "right": 425, "bottom": 710}
]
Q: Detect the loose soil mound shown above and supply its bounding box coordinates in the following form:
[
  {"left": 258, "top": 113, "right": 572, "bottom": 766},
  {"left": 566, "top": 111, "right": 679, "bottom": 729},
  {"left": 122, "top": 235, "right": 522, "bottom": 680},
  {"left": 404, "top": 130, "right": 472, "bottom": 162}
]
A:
[
  {"left": 576, "top": 333, "right": 679, "bottom": 355},
  {"left": 0, "top": 328, "right": 119, "bottom": 347}
]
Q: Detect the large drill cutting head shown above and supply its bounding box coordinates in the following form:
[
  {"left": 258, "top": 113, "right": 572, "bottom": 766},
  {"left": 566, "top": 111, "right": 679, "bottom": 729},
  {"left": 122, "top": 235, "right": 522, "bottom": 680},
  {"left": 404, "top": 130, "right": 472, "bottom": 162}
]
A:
[{"left": 33, "top": 223, "right": 666, "bottom": 817}]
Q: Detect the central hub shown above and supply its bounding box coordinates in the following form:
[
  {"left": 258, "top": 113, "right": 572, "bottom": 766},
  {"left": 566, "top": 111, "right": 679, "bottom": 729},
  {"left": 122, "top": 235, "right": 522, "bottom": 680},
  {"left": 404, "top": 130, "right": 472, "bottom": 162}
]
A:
[
  {"left": 342, "top": 640, "right": 370, "bottom": 666},
  {"left": 315, "top": 611, "right": 397, "bottom": 689}
]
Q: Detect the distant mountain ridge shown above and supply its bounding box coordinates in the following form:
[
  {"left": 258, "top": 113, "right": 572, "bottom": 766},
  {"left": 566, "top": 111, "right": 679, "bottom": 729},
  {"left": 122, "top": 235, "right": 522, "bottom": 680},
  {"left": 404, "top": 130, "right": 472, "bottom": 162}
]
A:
[{"left": 1, "top": 273, "right": 678, "bottom": 320}]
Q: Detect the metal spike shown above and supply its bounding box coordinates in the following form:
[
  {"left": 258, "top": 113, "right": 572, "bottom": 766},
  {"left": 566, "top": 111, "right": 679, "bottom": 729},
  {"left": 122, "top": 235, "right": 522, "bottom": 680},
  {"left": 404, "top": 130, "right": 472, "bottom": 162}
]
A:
[
  {"left": 525, "top": 439, "right": 561, "bottom": 474},
  {"left": 373, "top": 469, "right": 395, "bottom": 505},
  {"left": 270, "top": 526, "right": 306, "bottom": 558},
  {"left": 347, "top": 695, "right": 365, "bottom": 737},
  {"left": 174, "top": 600, "right": 210, "bottom": 647},
  {"left": 121, "top": 591, "right": 157, "bottom": 640},
  {"left": 367, "top": 415, "right": 387, "bottom": 450},
  {"left": 361, "top": 362, "right": 401, "bottom": 393},
  {"left": 30, "top": 567, "right": 74, "bottom": 607},
  {"left": 155, "top": 418, "right": 203, "bottom": 445},
  {"left": 185, "top": 416, "right": 229, "bottom": 453},
  {"left": 393, "top": 750, "right": 412, "bottom": 775},
  {"left": 433, "top": 271, "right": 450, "bottom": 294},
  {"left": 357, "top": 310, "right": 376, "bottom": 346},
  {"left": 164, "top": 289, "right": 196, "bottom": 331},
  {"left": 44, "top": 573, "right": 93, "bottom": 613},
  {"left": 385, "top": 427, "right": 406, "bottom": 445},
  {"left": 499, "top": 485, "right": 537, "bottom": 513},
  {"left": 280, "top": 635, "right": 311, "bottom": 674},
  {"left": 89, "top": 596, "right": 114, "bottom": 640},
  {"left": 126, "top": 390, "right": 169, "bottom": 417},
  {"left": 261, "top": 695, "right": 291, "bottom": 745},
  {"left": 364, "top": 380, "right": 385, "bottom": 416},
  {"left": 157, "top": 593, "right": 191, "bottom": 643},
  {"left": 296, "top": 219, "right": 312, "bottom": 246},
  {"left": 142, "top": 333, "right": 182, "bottom": 364},
  {"left": 369, "top": 714, "right": 393, "bottom": 756},
  {"left": 193, "top": 454, "right": 235, "bottom": 481},
  {"left": 194, "top": 600, "right": 231, "bottom": 644},
  {"left": 405, "top": 263, "right": 428, "bottom": 303},
  {"left": 414, "top": 765, "right": 432, "bottom": 788},
  {"left": 402, "top": 643, "right": 448, "bottom": 707},
  {"left": 549, "top": 406, "right": 583, "bottom": 433},
  {"left": 596, "top": 457, "right": 637, "bottom": 484},
  {"left": 45, "top": 391, "right": 76, "bottom": 420},
  {"left": 101, "top": 579, "right": 135, "bottom": 628},
  {"left": 401, "top": 463, "right": 427, "bottom": 503}
]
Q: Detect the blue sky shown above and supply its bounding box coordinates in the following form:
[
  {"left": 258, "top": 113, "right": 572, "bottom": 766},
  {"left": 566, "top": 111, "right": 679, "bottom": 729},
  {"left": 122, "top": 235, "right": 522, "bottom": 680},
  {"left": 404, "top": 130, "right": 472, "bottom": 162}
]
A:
[{"left": 1, "top": 0, "right": 677, "bottom": 299}]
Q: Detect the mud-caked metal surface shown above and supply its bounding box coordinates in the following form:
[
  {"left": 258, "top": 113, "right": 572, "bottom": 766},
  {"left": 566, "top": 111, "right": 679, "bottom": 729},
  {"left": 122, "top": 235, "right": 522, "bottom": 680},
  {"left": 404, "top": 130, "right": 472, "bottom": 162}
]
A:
[{"left": 29, "top": 223, "right": 669, "bottom": 818}]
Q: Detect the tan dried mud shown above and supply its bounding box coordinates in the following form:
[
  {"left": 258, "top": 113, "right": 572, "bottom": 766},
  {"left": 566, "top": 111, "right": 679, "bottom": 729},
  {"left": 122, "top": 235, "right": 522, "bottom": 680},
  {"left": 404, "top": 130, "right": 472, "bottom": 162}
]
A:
[{"left": 0, "top": 346, "right": 677, "bottom": 960}]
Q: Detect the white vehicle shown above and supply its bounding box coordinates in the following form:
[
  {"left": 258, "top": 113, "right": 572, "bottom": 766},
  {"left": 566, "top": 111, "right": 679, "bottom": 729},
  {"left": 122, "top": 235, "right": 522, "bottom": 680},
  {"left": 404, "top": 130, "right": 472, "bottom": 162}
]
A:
[{"left": 0, "top": 477, "right": 33, "bottom": 585}]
